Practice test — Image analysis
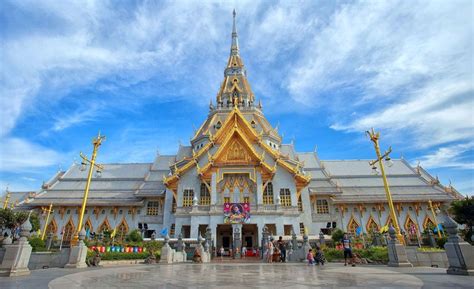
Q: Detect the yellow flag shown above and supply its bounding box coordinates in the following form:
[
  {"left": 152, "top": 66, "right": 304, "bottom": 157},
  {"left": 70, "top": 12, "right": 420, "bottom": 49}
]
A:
[{"left": 111, "top": 228, "right": 117, "bottom": 238}]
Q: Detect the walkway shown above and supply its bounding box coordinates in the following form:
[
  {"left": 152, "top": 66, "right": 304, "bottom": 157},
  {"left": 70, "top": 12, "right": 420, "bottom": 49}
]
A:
[{"left": 1, "top": 263, "right": 472, "bottom": 288}]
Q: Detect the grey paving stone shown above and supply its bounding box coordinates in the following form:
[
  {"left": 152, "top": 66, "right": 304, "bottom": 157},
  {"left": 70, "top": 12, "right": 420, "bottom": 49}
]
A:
[{"left": 0, "top": 263, "right": 473, "bottom": 289}]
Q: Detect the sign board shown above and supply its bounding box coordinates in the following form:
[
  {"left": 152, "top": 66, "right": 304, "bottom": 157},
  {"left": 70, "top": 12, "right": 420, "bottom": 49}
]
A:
[{"left": 224, "top": 203, "right": 250, "bottom": 224}]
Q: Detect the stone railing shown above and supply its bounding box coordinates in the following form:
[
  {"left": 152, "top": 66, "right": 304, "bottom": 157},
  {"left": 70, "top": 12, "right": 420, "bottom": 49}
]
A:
[
  {"left": 140, "top": 215, "right": 164, "bottom": 224},
  {"left": 311, "top": 213, "right": 334, "bottom": 222}
]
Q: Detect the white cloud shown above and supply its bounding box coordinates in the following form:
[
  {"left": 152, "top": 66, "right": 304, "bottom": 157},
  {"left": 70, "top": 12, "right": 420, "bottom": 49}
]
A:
[
  {"left": 416, "top": 142, "right": 474, "bottom": 170},
  {"left": 51, "top": 103, "right": 104, "bottom": 132},
  {"left": 0, "top": 138, "right": 65, "bottom": 171},
  {"left": 282, "top": 0, "right": 473, "bottom": 149}
]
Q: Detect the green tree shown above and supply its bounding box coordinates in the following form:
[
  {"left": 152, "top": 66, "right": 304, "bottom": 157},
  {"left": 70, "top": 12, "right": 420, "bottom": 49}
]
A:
[
  {"left": 331, "top": 228, "right": 345, "bottom": 244},
  {"left": 449, "top": 196, "right": 474, "bottom": 243},
  {"left": 0, "top": 209, "right": 34, "bottom": 237},
  {"left": 126, "top": 229, "right": 143, "bottom": 243},
  {"left": 29, "top": 212, "right": 40, "bottom": 232},
  {"left": 0, "top": 208, "right": 16, "bottom": 230}
]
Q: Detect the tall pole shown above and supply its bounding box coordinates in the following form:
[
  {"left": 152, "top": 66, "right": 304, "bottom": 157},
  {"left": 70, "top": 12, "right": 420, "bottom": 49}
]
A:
[
  {"left": 41, "top": 203, "right": 53, "bottom": 240},
  {"left": 428, "top": 200, "right": 442, "bottom": 238},
  {"left": 3, "top": 191, "right": 11, "bottom": 209},
  {"left": 367, "top": 128, "right": 404, "bottom": 244},
  {"left": 73, "top": 132, "right": 105, "bottom": 244}
]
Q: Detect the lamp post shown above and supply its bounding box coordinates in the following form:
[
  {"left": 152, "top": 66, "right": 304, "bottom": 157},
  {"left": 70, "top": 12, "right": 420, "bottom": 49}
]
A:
[
  {"left": 3, "top": 190, "right": 11, "bottom": 209},
  {"left": 72, "top": 131, "right": 105, "bottom": 244},
  {"left": 366, "top": 128, "right": 404, "bottom": 244},
  {"left": 41, "top": 203, "right": 53, "bottom": 240},
  {"left": 428, "top": 200, "right": 442, "bottom": 238}
]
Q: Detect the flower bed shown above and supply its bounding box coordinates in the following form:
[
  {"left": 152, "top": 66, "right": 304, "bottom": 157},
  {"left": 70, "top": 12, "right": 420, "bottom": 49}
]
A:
[
  {"left": 87, "top": 251, "right": 150, "bottom": 260},
  {"left": 89, "top": 245, "right": 145, "bottom": 253}
]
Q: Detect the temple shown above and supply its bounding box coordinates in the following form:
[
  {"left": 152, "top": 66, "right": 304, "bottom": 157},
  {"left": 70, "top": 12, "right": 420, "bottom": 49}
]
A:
[{"left": 16, "top": 11, "right": 462, "bottom": 250}]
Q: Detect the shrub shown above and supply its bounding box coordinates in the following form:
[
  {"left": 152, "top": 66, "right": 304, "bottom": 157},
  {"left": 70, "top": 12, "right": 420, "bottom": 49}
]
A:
[
  {"left": 102, "top": 252, "right": 150, "bottom": 260},
  {"left": 126, "top": 229, "right": 143, "bottom": 243},
  {"left": 354, "top": 246, "right": 388, "bottom": 263},
  {"left": 28, "top": 236, "right": 46, "bottom": 252},
  {"left": 436, "top": 236, "right": 448, "bottom": 249},
  {"left": 323, "top": 246, "right": 388, "bottom": 263},
  {"left": 331, "top": 229, "right": 345, "bottom": 244},
  {"left": 417, "top": 247, "right": 445, "bottom": 252},
  {"left": 323, "top": 248, "right": 344, "bottom": 261},
  {"left": 143, "top": 240, "right": 163, "bottom": 253}
]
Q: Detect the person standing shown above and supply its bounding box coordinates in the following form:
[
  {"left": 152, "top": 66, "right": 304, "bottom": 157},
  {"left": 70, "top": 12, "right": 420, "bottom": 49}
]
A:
[
  {"left": 220, "top": 246, "right": 225, "bottom": 261},
  {"left": 242, "top": 246, "right": 247, "bottom": 258},
  {"left": 277, "top": 236, "right": 286, "bottom": 262},
  {"left": 342, "top": 233, "right": 355, "bottom": 267},
  {"left": 307, "top": 249, "right": 315, "bottom": 265},
  {"left": 267, "top": 240, "right": 274, "bottom": 263}
]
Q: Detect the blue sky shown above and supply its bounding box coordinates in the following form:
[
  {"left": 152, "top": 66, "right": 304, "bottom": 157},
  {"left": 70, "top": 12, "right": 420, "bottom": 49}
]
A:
[{"left": 0, "top": 0, "right": 472, "bottom": 195}]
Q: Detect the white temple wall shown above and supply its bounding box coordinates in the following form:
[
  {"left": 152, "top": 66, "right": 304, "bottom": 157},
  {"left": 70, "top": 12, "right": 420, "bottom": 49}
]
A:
[{"left": 271, "top": 167, "right": 297, "bottom": 205}]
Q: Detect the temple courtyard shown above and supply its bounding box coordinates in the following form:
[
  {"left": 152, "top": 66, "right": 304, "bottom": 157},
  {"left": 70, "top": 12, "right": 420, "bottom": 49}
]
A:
[{"left": 1, "top": 263, "right": 472, "bottom": 289}]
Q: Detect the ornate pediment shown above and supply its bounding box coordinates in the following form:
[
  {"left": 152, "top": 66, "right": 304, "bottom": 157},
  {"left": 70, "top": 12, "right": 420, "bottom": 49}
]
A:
[{"left": 225, "top": 139, "right": 252, "bottom": 162}]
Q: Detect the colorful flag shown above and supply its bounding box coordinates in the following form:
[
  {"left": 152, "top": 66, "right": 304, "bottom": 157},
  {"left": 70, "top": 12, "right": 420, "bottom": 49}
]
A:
[
  {"left": 379, "top": 225, "right": 389, "bottom": 234},
  {"left": 85, "top": 228, "right": 90, "bottom": 238},
  {"left": 160, "top": 227, "right": 168, "bottom": 237},
  {"left": 356, "top": 226, "right": 362, "bottom": 236},
  {"left": 111, "top": 228, "right": 117, "bottom": 238}
]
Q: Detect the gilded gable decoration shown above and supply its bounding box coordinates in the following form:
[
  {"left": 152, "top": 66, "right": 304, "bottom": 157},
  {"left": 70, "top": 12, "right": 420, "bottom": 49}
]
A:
[
  {"left": 46, "top": 218, "right": 58, "bottom": 235},
  {"left": 366, "top": 215, "right": 379, "bottom": 233},
  {"left": 347, "top": 215, "right": 360, "bottom": 235},
  {"left": 422, "top": 215, "right": 436, "bottom": 231},
  {"left": 84, "top": 218, "right": 93, "bottom": 233},
  {"left": 99, "top": 217, "right": 112, "bottom": 233},
  {"left": 225, "top": 139, "right": 251, "bottom": 162}
]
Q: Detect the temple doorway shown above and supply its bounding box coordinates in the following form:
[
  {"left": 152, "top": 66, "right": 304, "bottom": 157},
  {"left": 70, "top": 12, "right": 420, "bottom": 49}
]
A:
[
  {"left": 217, "top": 224, "right": 232, "bottom": 256},
  {"left": 242, "top": 224, "right": 258, "bottom": 249}
]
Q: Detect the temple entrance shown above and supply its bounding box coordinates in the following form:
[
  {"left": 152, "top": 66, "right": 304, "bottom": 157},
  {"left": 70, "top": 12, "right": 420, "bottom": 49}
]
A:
[
  {"left": 242, "top": 224, "right": 258, "bottom": 250},
  {"left": 216, "top": 224, "right": 232, "bottom": 256}
]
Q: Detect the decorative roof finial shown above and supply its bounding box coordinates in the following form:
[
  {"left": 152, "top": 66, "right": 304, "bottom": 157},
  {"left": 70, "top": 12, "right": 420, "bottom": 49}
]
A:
[{"left": 231, "top": 9, "right": 239, "bottom": 56}]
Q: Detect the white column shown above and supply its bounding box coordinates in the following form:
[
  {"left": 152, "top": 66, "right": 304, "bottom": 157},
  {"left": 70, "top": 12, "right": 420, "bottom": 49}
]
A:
[
  {"left": 276, "top": 222, "right": 285, "bottom": 236},
  {"left": 211, "top": 172, "right": 217, "bottom": 205},
  {"left": 256, "top": 173, "right": 263, "bottom": 205}
]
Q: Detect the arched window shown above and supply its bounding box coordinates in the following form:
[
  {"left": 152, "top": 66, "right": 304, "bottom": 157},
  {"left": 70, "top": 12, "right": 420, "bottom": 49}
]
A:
[
  {"left": 46, "top": 218, "right": 58, "bottom": 235},
  {"left": 63, "top": 218, "right": 75, "bottom": 242},
  {"left": 84, "top": 218, "right": 93, "bottom": 234},
  {"left": 405, "top": 216, "right": 418, "bottom": 238},
  {"left": 347, "top": 217, "right": 360, "bottom": 235},
  {"left": 297, "top": 195, "right": 303, "bottom": 212},
  {"left": 99, "top": 218, "right": 111, "bottom": 233},
  {"left": 263, "top": 182, "right": 274, "bottom": 205},
  {"left": 117, "top": 219, "right": 129, "bottom": 241},
  {"left": 423, "top": 216, "right": 436, "bottom": 231},
  {"left": 366, "top": 216, "right": 379, "bottom": 234},
  {"left": 251, "top": 120, "right": 256, "bottom": 128},
  {"left": 200, "top": 183, "right": 210, "bottom": 205},
  {"left": 316, "top": 200, "right": 329, "bottom": 214},
  {"left": 215, "top": 121, "right": 222, "bottom": 130}
]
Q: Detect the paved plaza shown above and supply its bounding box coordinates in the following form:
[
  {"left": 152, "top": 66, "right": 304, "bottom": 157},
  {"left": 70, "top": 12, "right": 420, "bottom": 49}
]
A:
[{"left": 1, "top": 263, "right": 473, "bottom": 289}]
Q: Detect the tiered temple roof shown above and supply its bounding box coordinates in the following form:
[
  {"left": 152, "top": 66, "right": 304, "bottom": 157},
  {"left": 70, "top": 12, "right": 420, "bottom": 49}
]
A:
[{"left": 25, "top": 153, "right": 458, "bottom": 207}]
